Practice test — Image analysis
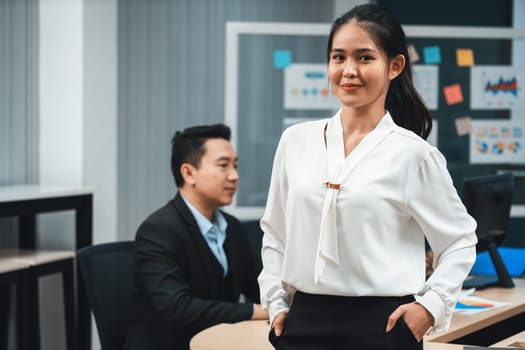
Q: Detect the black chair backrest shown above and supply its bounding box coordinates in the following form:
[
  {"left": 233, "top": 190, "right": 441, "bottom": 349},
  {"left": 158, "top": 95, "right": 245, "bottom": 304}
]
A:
[
  {"left": 240, "top": 220, "right": 264, "bottom": 272},
  {"left": 77, "top": 241, "right": 134, "bottom": 350}
]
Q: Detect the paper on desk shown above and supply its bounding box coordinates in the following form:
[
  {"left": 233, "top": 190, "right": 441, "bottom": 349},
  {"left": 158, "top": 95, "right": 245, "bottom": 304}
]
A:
[{"left": 454, "top": 294, "right": 510, "bottom": 315}]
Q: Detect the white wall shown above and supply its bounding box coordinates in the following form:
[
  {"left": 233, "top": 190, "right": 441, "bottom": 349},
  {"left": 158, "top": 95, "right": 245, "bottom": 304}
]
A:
[
  {"left": 333, "top": 0, "right": 370, "bottom": 17},
  {"left": 40, "top": 0, "right": 84, "bottom": 188},
  {"left": 83, "top": 0, "right": 118, "bottom": 246},
  {"left": 38, "top": 0, "right": 118, "bottom": 349}
]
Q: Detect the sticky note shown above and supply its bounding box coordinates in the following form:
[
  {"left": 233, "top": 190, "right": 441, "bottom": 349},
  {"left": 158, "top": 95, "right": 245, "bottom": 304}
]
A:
[
  {"left": 455, "top": 116, "right": 472, "bottom": 136},
  {"left": 443, "top": 84, "right": 463, "bottom": 105},
  {"left": 457, "top": 49, "right": 474, "bottom": 67},
  {"left": 407, "top": 44, "right": 420, "bottom": 63},
  {"left": 423, "top": 46, "right": 441, "bottom": 64},
  {"left": 273, "top": 50, "right": 292, "bottom": 69}
]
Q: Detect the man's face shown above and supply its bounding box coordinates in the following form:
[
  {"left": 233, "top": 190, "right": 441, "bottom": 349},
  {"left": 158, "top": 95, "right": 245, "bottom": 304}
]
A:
[{"left": 186, "top": 138, "right": 239, "bottom": 211}]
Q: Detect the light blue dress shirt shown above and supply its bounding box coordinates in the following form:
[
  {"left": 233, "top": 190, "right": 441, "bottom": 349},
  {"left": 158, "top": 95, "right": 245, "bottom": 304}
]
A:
[{"left": 181, "top": 195, "right": 229, "bottom": 276}]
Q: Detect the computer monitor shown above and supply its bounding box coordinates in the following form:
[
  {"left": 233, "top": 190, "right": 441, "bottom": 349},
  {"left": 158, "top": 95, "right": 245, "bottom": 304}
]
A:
[{"left": 462, "top": 173, "right": 514, "bottom": 289}]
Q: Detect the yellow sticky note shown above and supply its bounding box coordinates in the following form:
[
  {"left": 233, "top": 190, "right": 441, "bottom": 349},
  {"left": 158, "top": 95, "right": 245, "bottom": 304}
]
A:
[
  {"left": 455, "top": 116, "right": 472, "bottom": 136},
  {"left": 456, "top": 49, "right": 474, "bottom": 67},
  {"left": 443, "top": 84, "right": 464, "bottom": 105}
]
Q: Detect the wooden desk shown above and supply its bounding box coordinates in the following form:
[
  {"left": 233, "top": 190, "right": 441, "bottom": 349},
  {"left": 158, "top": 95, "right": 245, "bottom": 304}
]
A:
[
  {"left": 189, "top": 321, "right": 467, "bottom": 350},
  {"left": 191, "top": 279, "right": 525, "bottom": 350},
  {"left": 424, "top": 344, "right": 464, "bottom": 350},
  {"left": 491, "top": 330, "right": 525, "bottom": 347},
  {"left": 425, "top": 278, "right": 525, "bottom": 344},
  {"left": 191, "top": 320, "right": 272, "bottom": 350},
  {"left": 0, "top": 185, "right": 93, "bottom": 350}
]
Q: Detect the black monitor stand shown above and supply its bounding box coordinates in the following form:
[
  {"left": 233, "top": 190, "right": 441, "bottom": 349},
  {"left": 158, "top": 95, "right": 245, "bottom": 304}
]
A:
[{"left": 463, "top": 242, "right": 515, "bottom": 290}]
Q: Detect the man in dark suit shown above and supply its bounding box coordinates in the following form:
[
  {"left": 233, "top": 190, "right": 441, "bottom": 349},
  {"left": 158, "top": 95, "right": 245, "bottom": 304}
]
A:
[{"left": 123, "top": 124, "right": 268, "bottom": 350}]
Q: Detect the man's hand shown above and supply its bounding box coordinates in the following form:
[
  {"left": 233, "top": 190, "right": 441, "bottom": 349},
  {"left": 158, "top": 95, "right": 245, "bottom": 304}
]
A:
[
  {"left": 252, "top": 304, "right": 269, "bottom": 320},
  {"left": 385, "top": 302, "right": 434, "bottom": 341},
  {"left": 271, "top": 311, "right": 288, "bottom": 336}
]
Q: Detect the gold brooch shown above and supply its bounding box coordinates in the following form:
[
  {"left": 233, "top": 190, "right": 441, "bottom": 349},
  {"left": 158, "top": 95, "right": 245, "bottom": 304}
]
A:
[{"left": 324, "top": 182, "right": 342, "bottom": 190}]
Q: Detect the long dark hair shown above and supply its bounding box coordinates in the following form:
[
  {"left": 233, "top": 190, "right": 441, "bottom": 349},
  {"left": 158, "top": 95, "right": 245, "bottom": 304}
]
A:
[{"left": 327, "top": 4, "right": 432, "bottom": 139}]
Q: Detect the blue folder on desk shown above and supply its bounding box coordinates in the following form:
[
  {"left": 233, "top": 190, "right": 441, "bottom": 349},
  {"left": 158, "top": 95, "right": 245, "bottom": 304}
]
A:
[{"left": 469, "top": 247, "right": 525, "bottom": 277}]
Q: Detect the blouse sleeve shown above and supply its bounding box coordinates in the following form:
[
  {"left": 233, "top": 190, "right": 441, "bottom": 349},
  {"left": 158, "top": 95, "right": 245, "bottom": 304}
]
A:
[
  {"left": 406, "top": 147, "right": 477, "bottom": 334},
  {"left": 257, "top": 131, "right": 293, "bottom": 324}
]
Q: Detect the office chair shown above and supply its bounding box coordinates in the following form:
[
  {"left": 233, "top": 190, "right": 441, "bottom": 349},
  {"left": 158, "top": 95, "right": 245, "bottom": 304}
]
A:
[
  {"left": 77, "top": 241, "right": 134, "bottom": 350},
  {"left": 240, "top": 220, "right": 264, "bottom": 273}
]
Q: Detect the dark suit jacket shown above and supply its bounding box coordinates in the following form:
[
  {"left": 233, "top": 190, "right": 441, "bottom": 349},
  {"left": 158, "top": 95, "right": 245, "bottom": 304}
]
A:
[{"left": 123, "top": 193, "right": 260, "bottom": 350}]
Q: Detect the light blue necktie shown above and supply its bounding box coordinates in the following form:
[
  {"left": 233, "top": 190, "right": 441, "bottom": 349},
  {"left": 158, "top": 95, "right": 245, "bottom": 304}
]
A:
[{"left": 207, "top": 225, "right": 228, "bottom": 276}]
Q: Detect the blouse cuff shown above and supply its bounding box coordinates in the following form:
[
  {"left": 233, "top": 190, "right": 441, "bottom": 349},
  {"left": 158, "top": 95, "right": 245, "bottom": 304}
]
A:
[{"left": 414, "top": 289, "right": 447, "bottom": 334}]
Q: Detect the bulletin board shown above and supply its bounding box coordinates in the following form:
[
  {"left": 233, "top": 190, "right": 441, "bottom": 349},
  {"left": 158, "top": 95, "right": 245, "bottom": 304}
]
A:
[{"left": 224, "top": 21, "right": 525, "bottom": 222}]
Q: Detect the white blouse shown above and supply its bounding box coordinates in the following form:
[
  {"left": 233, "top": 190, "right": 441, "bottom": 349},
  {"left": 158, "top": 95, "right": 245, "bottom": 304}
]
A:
[{"left": 258, "top": 110, "right": 477, "bottom": 334}]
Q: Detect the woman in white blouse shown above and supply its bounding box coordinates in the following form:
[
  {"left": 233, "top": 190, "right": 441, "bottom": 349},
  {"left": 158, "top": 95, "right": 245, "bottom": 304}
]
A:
[{"left": 258, "top": 4, "right": 477, "bottom": 350}]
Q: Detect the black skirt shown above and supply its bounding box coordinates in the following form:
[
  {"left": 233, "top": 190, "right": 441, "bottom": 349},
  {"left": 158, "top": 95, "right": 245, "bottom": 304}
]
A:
[{"left": 269, "top": 291, "right": 423, "bottom": 350}]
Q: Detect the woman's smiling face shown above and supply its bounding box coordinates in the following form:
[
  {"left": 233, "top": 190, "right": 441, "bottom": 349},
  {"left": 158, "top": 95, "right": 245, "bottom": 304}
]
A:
[{"left": 328, "top": 20, "right": 403, "bottom": 112}]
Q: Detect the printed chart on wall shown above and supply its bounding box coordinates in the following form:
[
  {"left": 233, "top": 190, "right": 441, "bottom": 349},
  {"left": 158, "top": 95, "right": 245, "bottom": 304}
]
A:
[
  {"left": 470, "top": 120, "right": 525, "bottom": 164},
  {"left": 412, "top": 65, "right": 439, "bottom": 110},
  {"left": 284, "top": 63, "right": 340, "bottom": 110},
  {"left": 470, "top": 66, "right": 525, "bottom": 110}
]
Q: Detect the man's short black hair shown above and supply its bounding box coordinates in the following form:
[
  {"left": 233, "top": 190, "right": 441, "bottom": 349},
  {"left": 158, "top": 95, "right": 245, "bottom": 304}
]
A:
[{"left": 170, "top": 123, "right": 231, "bottom": 187}]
